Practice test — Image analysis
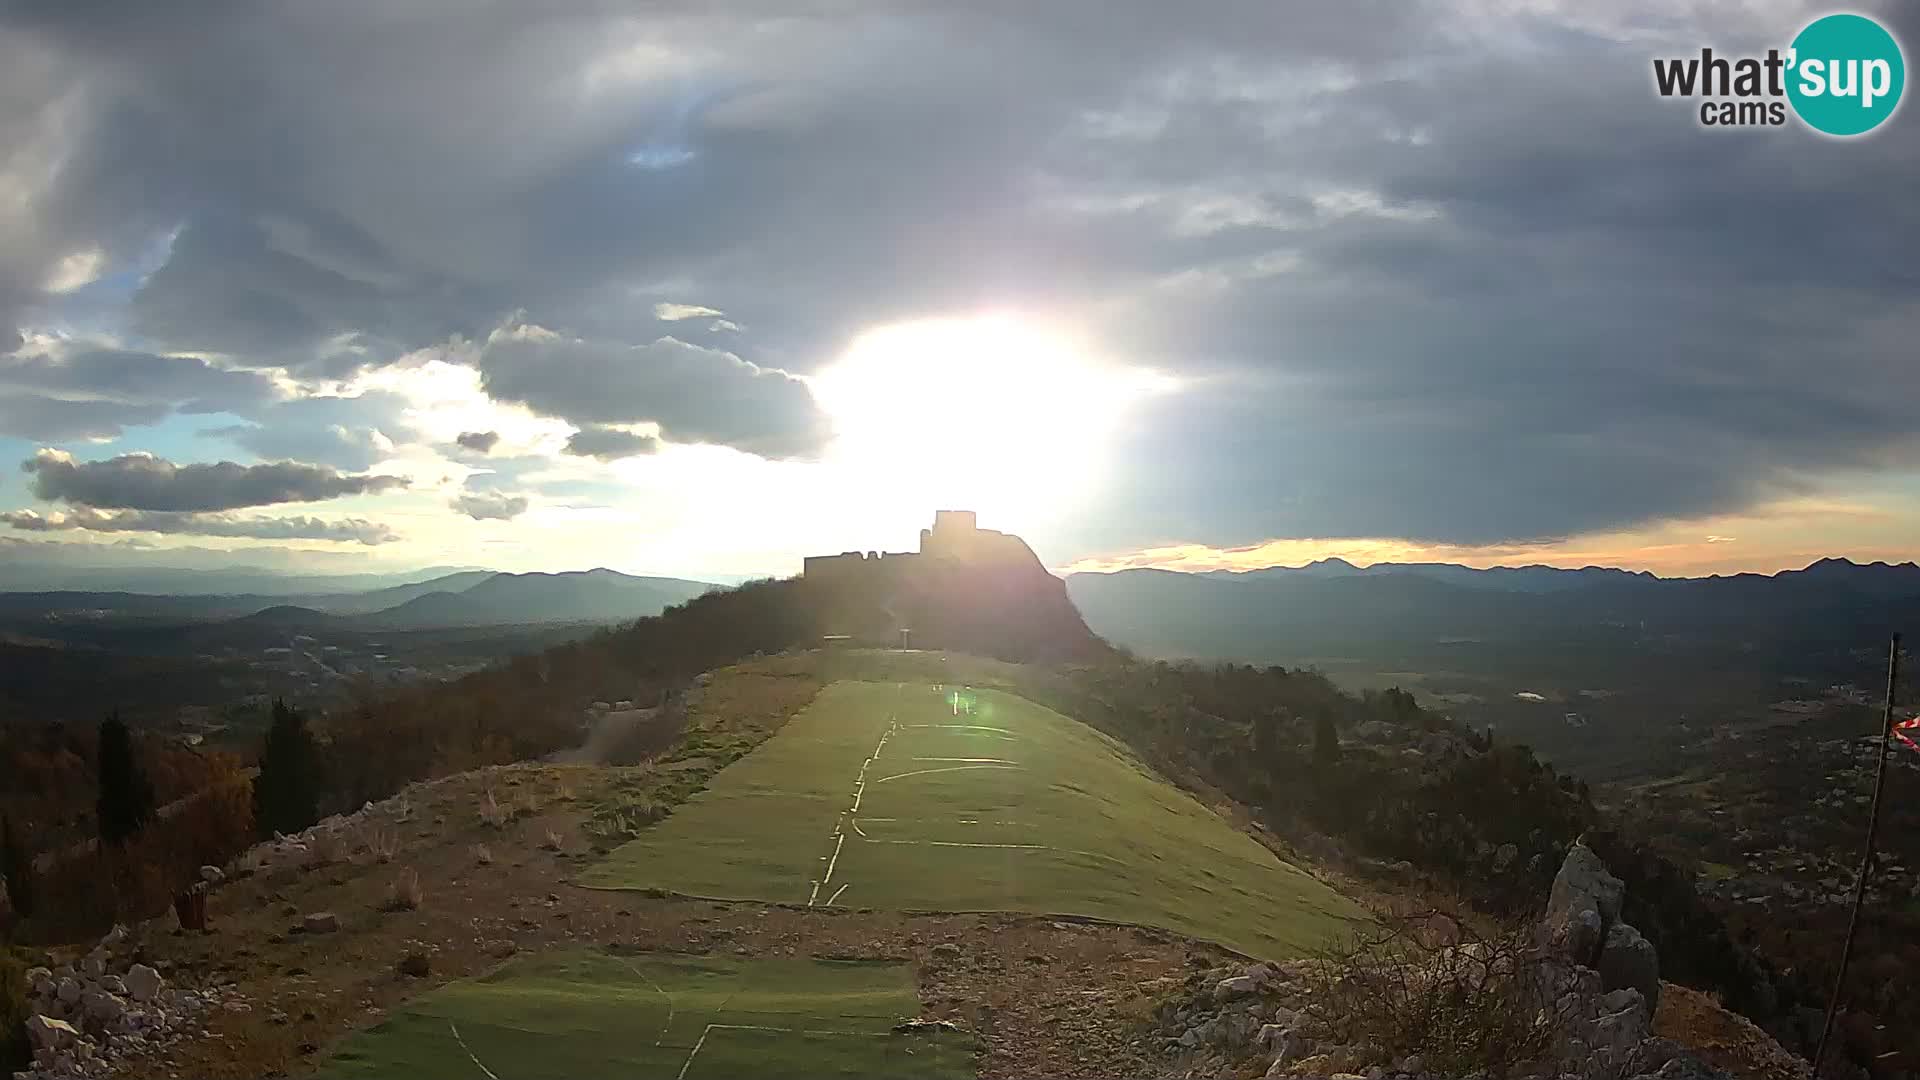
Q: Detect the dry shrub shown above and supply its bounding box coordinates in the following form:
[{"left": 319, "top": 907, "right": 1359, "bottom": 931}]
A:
[
  {"left": 554, "top": 775, "right": 578, "bottom": 802},
  {"left": 541, "top": 828, "right": 564, "bottom": 852},
  {"left": 477, "top": 789, "right": 506, "bottom": 830},
  {"left": 23, "top": 772, "right": 254, "bottom": 944},
  {"left": 386, "top": 868, "right": 423, "bottom": 912},
  {"left": 365, "top": 827, "right": 397, "bottom": 865},
  {"left": 471, "top": 843, "right": 493, "bottom": 867},
  {"left": 1302, "top": 912, "right": 1569, "bottom": 1078},
  {"left": 513, "top": 788, "right": 539, "bottom": 820}
]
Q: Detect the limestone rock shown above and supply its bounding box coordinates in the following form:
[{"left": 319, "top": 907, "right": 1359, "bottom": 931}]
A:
[
  {"left": 25, "top": 1014, "right": 79, "bottom": 1053},
  {"left": 1215, "top": 974, "right": 1259, "bottom": 999},
  {"left": 124, "top": 964, "right": 163, "bottom": 1003},
  {"left": 1543, "top": 841, "right": 1623, "bottom": 964},
  {"left": 1597, "top": 922, "right": 1661, "bottom": 1012}
]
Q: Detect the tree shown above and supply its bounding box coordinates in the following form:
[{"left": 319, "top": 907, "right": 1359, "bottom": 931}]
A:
[
  {"left": 1314, "top": 713, "right": 1341, "bottom": 767},
  {"left": 1, "top": 814, "right": 33, "bottom": 919},
  {"left": 96, "top": 713, "right": 156, "bottom": 846},
  {"left": 253, "top": 699, "right": 322, "bottom": 838}
]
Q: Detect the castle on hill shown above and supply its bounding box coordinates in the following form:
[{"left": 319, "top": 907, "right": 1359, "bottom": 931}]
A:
[{"left": 802, "top": 510, "right": 1039, "bottom": 584}]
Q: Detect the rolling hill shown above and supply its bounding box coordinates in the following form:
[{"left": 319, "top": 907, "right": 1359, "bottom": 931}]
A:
[
  {"left": 0, "top": 569, "right": 717, "bottom": 631},
  {"left": 361, "top": 570, "right": 715, "bottom": 628}
]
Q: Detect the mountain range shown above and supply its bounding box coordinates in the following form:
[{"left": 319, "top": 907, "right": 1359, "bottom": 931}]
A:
[
  {"left": 0, "top": 569, "right": 716, "bottom": 631},
  {"left": 1066, "top": 556, "right": 1920, "bottom": 673}
]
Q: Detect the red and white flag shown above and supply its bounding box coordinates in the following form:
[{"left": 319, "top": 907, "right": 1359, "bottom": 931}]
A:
[{"left": 1892, "top": 714, "right": 1920, "bottom": 753}]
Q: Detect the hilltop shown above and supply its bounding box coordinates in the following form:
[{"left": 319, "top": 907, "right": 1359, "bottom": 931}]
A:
[{"left": 1, "top": 516, "right": 1815, "bottom": 1080}]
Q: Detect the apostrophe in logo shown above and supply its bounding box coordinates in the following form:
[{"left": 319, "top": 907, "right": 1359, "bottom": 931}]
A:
[
  {"left": 1651, "top": 11, "right": 1905, "bottom": 136},
  {"left": 1786, "top": 13, "right": 1904, "bottom": 136}
]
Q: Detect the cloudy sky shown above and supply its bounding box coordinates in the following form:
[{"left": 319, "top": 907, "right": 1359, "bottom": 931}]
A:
[{"left": 2, "top": 0, "right": 1916, "bottom": 582}]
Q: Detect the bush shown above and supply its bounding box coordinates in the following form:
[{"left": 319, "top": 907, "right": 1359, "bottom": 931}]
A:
[
  {"left": 1, "top": 946, "right": 33, "bottom": 1074},
  {"left": 386, "top": 868, "right": 423, "bottom": 912},
  {"left": 1302, "top": 914, "right": 1569, "bottom": 1078}
]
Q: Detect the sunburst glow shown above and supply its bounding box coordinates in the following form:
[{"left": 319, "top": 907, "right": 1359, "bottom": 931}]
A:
[{"left": 811, "top": 315, "right": 1171, "bottom": 527}]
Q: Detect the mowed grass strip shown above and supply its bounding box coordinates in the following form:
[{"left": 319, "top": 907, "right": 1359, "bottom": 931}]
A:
[
  {"left": 582, "top": 681, "right": 1363, "bottom": 959},
  {"left": 314, "top": 949, "right": 976, "bottom": 1079}
]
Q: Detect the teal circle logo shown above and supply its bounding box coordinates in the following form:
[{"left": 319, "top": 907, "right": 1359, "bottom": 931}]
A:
[{"left": 1787, "top": 13, "right": 1905, "bottom": 136}]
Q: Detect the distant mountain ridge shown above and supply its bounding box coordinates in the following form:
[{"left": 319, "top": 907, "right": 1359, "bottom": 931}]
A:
[
  {"left": 0, "top": 569, "right": 717, "bottom": 630},
  {"left": 1066, "top": 556, "right": 1920, "bottom": 664}
]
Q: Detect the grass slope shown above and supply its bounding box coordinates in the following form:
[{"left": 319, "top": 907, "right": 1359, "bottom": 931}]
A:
[
  {"left": 315, "top": 950, "right": 976, "bottom": 1079},
  {"left": 583, "top": 680, "right": 1361, "bottom": 958}
]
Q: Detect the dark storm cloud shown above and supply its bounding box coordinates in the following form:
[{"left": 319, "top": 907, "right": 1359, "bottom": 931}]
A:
[
  {"left": 208, "top": 391, "right": 414, "bottom": 472},
  {"left": 0, "top": 507, "right": 398, "bottom": 545},
  {"left": 450, "top": 490, "right": 528, "bottom": 521},
  {"left": 563, "top": 426, "right": 659, "bottom": 462},
  {"left": 455, "top": 430, "right": 500, "bottom": 454},
  {"left": 3, "top": 0, "right": 1916, "bottom": 549},
  {"left": 479, "top": 330, "right": 827, "bottom": 460},
  {"left": 0, "top": 344, "right": 276, "bottom": 440},
  {"left": 22, "top": 450, "right": 405, "bottom": 512}
]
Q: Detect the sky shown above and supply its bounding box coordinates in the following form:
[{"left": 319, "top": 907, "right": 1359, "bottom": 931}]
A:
[{"left": 1, "top": 0, "right": 1916, "bottom": 583}]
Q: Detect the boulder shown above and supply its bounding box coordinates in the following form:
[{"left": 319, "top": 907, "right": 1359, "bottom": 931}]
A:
[
  {"left": 124, "top": 964, "right": 163, "bottom": 1003},
  {"left": 1543, "top": 841, "right": 1624, "bottom": 964},
  {"left": 1588, "top": 1000, "right": 1652, "bottom": 1065},
  {"left": 1214, "top": 974, "right": 1259, "bottom": 999},
  {"left": 303, "top": 911, "right": 340, "bottom": 934},
  {"left": 56, "top": 977, "right": 83, "bottom": 1005},
  {"left": 82, "top": 989, "right": 125, "bottom": 1025},
  {"left": 1597, "top": 922, "right": 1661, "bottom": 1012},
  {"left": 200, "top": 864, "right": 225, "bottom": 886},
  {"left": 25, "top": 1014, "right": 80, "bottom": 1053}
]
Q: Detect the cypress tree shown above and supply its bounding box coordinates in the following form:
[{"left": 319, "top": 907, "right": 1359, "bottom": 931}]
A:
[
  {"left": 1, "top": 814, "right": 33, "bottom": 919},
  {"left": 254, "top": 699, "right": 322, "bottom": 838},
  {"left": 96, "top": 712, "right": 156, "bottom": 846}
]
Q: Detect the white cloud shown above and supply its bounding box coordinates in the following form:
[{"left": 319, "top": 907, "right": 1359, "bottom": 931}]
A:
[
  {"left": 43, "top": 247, "right": 105, "bottom": 293},
  {"left": 654, "top": 302, "right": 725, "bottom": 321}
]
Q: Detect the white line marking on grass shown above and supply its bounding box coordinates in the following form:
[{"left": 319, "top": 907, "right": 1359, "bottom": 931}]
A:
[
  {"left": 910, "top": 757, "right": 1017, "bottom": 764},
  {"left": 904, "top": 723, "right": 1018, "bottom": 736},
  {"left": 448, "top": 1021, "right": 501, "bottom": 1080},
  {"left": 870, "top": 764, "right": 1021, "bottom": 785},
  {"left": 821, "top": 832, "right": 847, "bottom": 889},
  {"left": 678, "top": 1022, "right": 893, "bottom": 1078},
  {"left": 827, "top": 882, "right": 851, "bottom": 905},
  {"left": 615, "top": 956, "right": 677, "bottom": 1047},
  {"left": 676, "top": 1026, "right": 712, "bottom": 1080},
  {"left": 811, "top": 719, "right": 896, "bottom": 906}
]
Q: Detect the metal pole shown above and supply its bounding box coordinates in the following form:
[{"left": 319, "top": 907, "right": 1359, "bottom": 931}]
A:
[{"left": 1814, "top": 633, "right": 1901, "bottom": 1076}]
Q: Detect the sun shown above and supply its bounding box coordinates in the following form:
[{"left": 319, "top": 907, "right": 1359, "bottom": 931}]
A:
[{"left": 810, "top": 314, "right": 1169, "bottom": 527}]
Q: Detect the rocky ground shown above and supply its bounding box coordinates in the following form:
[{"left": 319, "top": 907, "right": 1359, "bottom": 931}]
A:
[
  {"left": 12, "top": 763, "right": 1226, "bottom": 1080},
  {"left": 11, "top": 765, "right": 1811, "bottom": 1080},
  {"left": 1140, "top": 841, "right": 1810, "bottom": 1080}
]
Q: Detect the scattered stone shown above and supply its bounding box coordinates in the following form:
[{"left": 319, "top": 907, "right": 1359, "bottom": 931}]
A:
[
  {"left": 397, "top": 952, "right": 432, "bottom": 978},
  {"left": 303, "top": 911, "right": 341, "bottom": 934},
  {"left": 124, "top": 964, "right": 163, "bottom": 1003},
  {"left": 25, "top": 1015, "right": 79, "bottom": 1053},
  {"left": 1213, "top": 975, "right": 1258, "bottom": 999}
]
